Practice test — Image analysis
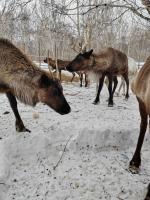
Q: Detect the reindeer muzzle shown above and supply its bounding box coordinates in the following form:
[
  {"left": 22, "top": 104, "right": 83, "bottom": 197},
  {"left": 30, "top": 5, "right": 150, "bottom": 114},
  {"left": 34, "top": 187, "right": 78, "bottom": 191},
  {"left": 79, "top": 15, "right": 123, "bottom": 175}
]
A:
[{"left": 57, "top": 99, "right": 71, "bottom": 115}]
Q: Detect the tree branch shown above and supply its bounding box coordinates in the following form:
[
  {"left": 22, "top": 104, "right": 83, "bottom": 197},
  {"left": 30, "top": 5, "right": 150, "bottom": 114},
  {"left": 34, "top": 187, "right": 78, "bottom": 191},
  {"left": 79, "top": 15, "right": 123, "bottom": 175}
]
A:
[
  {"left": 81, "top": 3, "right": 150, "bottom": 22},
  {"left": 54, "top": 2, "right": 150, "bottom": 22}
]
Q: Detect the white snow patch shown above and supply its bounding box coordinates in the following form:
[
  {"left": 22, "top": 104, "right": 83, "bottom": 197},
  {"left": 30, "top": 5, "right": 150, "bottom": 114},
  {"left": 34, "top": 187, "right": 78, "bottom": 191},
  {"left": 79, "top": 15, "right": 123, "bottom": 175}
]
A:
[
  {"left": 0, "top": 141, "right": 10, "bottom": 200},
  {"left": 0, "top": 83, "right": 149, "bottom": 200}
]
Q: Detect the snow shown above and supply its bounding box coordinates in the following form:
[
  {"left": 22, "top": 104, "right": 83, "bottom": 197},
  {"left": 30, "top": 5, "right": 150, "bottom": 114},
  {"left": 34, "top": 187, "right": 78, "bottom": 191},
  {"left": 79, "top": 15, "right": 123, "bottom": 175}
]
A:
[{"left": 0, "top": 82, "right": 150, "bottom": 200}]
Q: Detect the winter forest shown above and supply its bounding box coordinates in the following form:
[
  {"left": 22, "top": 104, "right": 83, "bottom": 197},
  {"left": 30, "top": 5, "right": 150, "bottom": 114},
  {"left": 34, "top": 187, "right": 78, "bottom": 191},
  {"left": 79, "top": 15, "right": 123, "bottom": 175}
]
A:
[{"left": 0, "top": 0, "right": 150, "bottom": 62}]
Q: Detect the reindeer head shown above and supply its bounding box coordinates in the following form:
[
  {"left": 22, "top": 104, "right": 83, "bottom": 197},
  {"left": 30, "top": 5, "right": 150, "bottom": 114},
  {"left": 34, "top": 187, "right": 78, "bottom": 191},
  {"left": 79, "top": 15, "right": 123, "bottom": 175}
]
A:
[
  {"left": 36, "top": 74, "right": 71, "bottom": 115},
  {"left": 43, "top": 58, "right": 48, "bottom": 63},
  {"left": 66, "top": 49, "right": 93, "bottom": 72},
  {"left": 44, "top": 57, "right": 53, "bottom": 64}
]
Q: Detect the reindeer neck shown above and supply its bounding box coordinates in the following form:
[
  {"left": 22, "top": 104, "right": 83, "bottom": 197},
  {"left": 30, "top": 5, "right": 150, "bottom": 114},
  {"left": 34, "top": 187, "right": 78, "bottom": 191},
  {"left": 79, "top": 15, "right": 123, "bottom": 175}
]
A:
[
  {"left": 88, "top": 53, "right": 111, "bottom": 72},
  {"left": 4, "top": 67, "right": 46, "bottom": 106},
  {"left": 88, "top": 54, "right": 96, "bottom": 71},
  {"left": 87, "top": 54, "right": 96, "bottom": 71}
]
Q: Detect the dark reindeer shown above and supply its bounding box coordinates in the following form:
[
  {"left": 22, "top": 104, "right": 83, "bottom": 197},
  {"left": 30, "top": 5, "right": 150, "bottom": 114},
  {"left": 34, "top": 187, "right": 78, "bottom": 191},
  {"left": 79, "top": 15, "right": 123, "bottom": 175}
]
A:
[
  {"left": 145, "top": 184, "right": 150, "bottom": 200},
  {"left": 128, "top": 57, "right": 150, "bottom": 199},
  {"left": 66, "top": 48, "right": 129, "bottom": 106},
  {"left": 0, "top": 38, "right": 71, "bottom": 132},
  {"left": 44, "top": 57, "right": 88, "bottom": 87}
]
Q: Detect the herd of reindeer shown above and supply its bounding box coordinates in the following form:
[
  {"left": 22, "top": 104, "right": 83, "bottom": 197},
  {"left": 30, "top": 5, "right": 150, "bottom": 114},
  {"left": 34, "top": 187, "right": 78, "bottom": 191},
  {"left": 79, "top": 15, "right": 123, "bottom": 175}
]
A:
[
  {"left": 43, "top": 57, "right": 89, "bottom": 87},
  {"left": 0, "top": 38, "right": 149, "bottom": 199}
]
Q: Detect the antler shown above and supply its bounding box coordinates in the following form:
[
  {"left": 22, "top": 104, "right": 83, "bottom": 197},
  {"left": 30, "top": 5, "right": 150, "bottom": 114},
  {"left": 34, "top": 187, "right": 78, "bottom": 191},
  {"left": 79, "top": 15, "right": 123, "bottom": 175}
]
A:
[
  {"left": 70, "top": 38, "right": 82, "bottom": 53},
  {"left": 70, "top": 23, "right": 92, "bottom": 54},
  {"left": 47, "top": 50, "right": 54, "bottom": 79}
]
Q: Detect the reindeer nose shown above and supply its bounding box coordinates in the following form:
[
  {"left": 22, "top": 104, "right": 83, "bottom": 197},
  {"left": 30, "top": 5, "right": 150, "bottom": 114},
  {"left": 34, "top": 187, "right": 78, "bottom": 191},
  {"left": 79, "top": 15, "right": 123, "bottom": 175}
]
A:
[{"left": 60, "top": 103, "right": 71, "bottom": 115}]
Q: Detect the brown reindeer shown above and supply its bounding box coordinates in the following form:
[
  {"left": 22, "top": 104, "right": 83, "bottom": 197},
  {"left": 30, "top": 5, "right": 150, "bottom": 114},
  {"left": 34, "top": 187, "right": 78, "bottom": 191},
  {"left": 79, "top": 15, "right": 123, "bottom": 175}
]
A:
[
  {"left": 43, "top": 57, "right": 88, "bottom": 87},
  {"left": 0, "top": 38, "right": 71, "bottom": 132},
  {"left": 128, "top": 57, "right": 150, "bottom": 200},
  {"left": 129, "top": 57, "right": 150, "bottom": 171},
  {"left": 145, "top": 183, "right": 150, "bottom": 200},
  {"left": 66, "top": 48, "right": 129, "bottom": 106}
]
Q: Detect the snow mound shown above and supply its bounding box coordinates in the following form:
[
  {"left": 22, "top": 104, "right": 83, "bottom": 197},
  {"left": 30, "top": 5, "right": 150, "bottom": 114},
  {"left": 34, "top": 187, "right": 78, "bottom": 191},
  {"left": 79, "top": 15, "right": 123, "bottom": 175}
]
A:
[
  {"left": 69, "top": 127, "right": 136, "bottom": 152},
  {"left": 4, "top": 134, "right": 61, "bottom": 162},
  {"left": 0, "top": 141, "right": 10, "bottom": 200}
]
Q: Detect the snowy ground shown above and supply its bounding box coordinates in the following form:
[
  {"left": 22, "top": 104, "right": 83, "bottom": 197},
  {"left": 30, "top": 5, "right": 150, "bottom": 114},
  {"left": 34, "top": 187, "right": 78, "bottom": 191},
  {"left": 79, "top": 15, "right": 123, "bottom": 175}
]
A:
[{"left": 0, "top": 81, "right": 150, "bottom": 200}]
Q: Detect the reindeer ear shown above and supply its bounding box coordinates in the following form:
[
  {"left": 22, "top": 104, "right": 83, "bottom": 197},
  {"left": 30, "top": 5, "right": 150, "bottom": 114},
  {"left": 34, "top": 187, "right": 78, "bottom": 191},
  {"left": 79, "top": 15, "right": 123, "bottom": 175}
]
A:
[
  {"left": 82, "top": 49, "right": 93, "bottom": 59},
  {"left": 43, "top": 58, "right": 47, "bottom": 63},
  {"left": 39, "top": 74, "right": 52, "bottom": 88}
]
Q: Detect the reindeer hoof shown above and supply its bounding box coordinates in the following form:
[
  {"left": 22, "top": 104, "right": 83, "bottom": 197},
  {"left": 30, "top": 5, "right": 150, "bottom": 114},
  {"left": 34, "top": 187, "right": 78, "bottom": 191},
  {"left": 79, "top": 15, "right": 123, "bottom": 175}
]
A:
[
  {"left": 129, "top": 164, "right": 140, "bottom": 174},
  {"left": 108, "top": 102, "right": 114, "bottom": 107},
  {"left": 93, "top": 101, "right": 99, "bottom": 105},
  {"left": 129, "top": 160, "right": 141, "bottom": 174},
  {"left": 24, "top": 128, "right": 31, "bottom": 133},
  {"left": 145, "top": 184, "right": 150, "bottom": 200},
  {"left": 16, "top": 126, "right": 31, "bottom": 133},
  {"left": 16, "top": 122, "right": 31, "bottom": 133},
  {"left": 125, "top": 94, "right": 129, "bottom": 99}
]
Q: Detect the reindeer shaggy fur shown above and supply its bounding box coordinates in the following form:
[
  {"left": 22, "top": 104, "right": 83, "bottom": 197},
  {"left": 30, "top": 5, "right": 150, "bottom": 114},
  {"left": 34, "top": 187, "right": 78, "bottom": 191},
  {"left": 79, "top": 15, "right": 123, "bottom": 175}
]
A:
[
  {"left": 128, "top": 57, "right": 150, "bottom": 199},
  {"left": 130, "top": 57, "right": 150, "bottom": 170},
  {"left": 66, "top": 48, "right": 129, "bottom": 106},
  {"left": 0, "top": 38, "right": 70, "bottom": 132}
]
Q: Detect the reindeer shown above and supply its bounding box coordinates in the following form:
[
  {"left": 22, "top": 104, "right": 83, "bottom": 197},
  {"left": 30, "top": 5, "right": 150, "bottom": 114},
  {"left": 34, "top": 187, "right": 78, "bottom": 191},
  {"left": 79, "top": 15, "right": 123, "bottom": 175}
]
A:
[
  {"left": 129, "top": 57, "right": 150, "bottom": 171},
  {"left": 66, "top": 48, "right": 129, "bottom": 106},
  {"left": 116, "top": 57, "right": 138, "bottom": 96},
  {"left": 128, "top": 57, "right": 150, "bottom": 199},
  {"left": 43, "top": 57, "right": 88, "bottom": 87},
  {"left": 0, "top": 38, "right": 71, "bottom": 132},
  {"left": 145, "top": 183, "right": 150, "bottom": 200},
  {"left": 43, "top": 57, "right": 74, "bottom": 81}
]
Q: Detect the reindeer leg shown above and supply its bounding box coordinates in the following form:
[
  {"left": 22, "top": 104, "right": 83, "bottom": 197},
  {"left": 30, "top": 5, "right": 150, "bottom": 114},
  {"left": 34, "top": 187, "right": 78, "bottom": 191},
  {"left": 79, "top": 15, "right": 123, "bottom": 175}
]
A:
[
  {"left": 80, "top": 73, "right": 83, "bottom": 87},
  {"left": 59, "top": 70, "right": 61, "bottom": 81},
  {"left": 71, "top": 72, "right": 75, "bottom": 82},
  {"left": 122, "top": 80, "right": 126, "bottom": 96},
  {"left": 116, "top": 78, "right": 123, "bottom": 96},
  {"left": 85, "top": 73, "right": 88, "bottom": 87},
  {"left": 122, "top": 73, "right": 129, "bottom": 99},
  {"left": 145, "top": 184, "right": 150, "bottom": 200},
  {"left": 93, "top": 73, "right": 105, "bottom": 105},
  {"left": 129, "top": 97, "right": 148, "bottom": 173},
  {"left": 108, "top": 75, "right": 114, "bottom": 107},
  {"left": 6, "top": 92, "right": 30, "bottom": 133},
  {"left": 105, "top": 76, "right": 117, "bottom": 101},
  {"left": 112, "top": 76, "right": 118, "bottom": 96}
]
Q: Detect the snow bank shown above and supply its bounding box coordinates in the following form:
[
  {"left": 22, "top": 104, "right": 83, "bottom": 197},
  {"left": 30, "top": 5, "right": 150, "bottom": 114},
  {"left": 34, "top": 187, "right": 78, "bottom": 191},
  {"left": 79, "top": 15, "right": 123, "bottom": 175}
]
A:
[
  {"left": 0, "top": 83, "right": 149, "bottom": 200},
  {"left": 4, "top": 133, "right": 61, "bottom": 164},
  {"left": 69, "top": 127, "right": 135, "bottom": 152},
  {"left": 0, "top": 141, "right": 10, "bottom": 200}
]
